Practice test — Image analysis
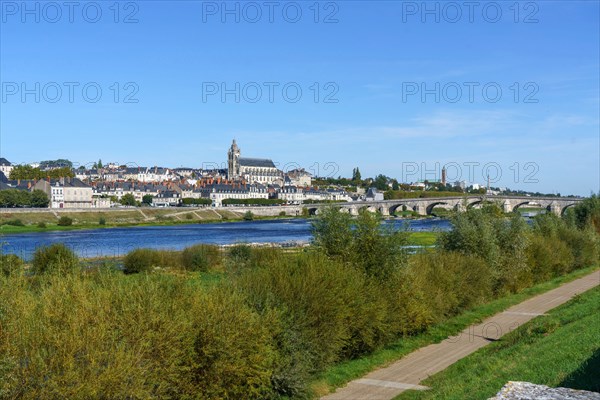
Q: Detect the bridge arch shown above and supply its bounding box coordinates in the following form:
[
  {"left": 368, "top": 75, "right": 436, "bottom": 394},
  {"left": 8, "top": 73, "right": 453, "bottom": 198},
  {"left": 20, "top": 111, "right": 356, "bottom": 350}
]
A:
[
  {"left": 307, "top": 207, "right": 319, "bottom": 216},
  {"left": 389, "top": 203, "right": 407, "bottom": 215},
  {"left": 512, "top": 201, "right": 545, "bottom": 212},
  {"left": 426, "top": 201, "right": 454, "bottom": 216},
  {"left": 560, "top": 203, "right": 578, "bottom": 215}
]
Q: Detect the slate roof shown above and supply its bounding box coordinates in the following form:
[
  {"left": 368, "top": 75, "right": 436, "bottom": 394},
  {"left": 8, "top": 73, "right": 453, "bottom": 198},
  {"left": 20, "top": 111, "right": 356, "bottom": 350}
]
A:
[
  {"left": 0, "top": 158, "right": 11, "bottom": 166},
  {"left": 240, "top": 158, "right": 276, "bottom": 168}
]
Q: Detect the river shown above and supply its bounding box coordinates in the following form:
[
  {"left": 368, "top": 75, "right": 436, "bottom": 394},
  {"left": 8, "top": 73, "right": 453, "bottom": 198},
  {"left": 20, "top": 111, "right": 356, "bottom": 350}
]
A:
[{"left": 0, "top": 218, "right": 452, "bottom": 260}]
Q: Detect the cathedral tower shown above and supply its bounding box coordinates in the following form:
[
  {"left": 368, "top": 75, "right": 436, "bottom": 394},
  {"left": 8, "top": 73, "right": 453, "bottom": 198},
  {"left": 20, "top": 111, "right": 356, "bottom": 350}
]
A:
[{"left": 228, "top": 139, "right": 240, "bottom": 180}]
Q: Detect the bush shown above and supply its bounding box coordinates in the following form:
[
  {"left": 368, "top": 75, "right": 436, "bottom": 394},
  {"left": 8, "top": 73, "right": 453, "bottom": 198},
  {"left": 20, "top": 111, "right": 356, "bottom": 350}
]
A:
[
  {"left": 57, "top": 216, "right": 73, "bottom": 226},
  {"left": 439, "top": 207, "right": 530, "bottom": 294},
  {"left": 31, "top": 243, "right": 79, "bottom": 275},
  {"left": 123, "top": 248, "right": 180, "bottom": 274},
  {"left": 312, "top": 207, "right": 409, "bottom": 279},
  {"left": 124, "top": 249, "right": 156, "bottom": 273},
  {"left": 0, "top": 253, "right": 24, "bottom": 277},
  {"left": 37, "top": 221, "right": 47, "bottom": 228},
  {"left": 98, "top": 217, "right": 106, "bottom": 225},
  {"left": 244, "top": 211, "right": 254, "bottom": 221},
  {"left": 279, "top": 211, "right": 287, "bottom": 217},
  {"left": 184, "top": 213, "right": 193, "bottom": 220},
  {"left": 3, "top": 219, "right": 24, "bottom": 226},
  {"left": 228, "top": 244, "right": 253, "bottom": 264},
  {"left": 192, "top": 287, "right": 276, "bottom": 399},
  {"left": 235, "top": 252, "right": 391, "bottom": 396},
  {"left": 180, "top": 244, "right": 222, "bottom": 272}
]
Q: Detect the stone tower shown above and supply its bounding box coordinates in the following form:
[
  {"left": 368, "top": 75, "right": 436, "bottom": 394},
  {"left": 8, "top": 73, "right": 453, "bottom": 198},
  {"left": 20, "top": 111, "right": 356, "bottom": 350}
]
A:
[
  {"left": 227, "top": 139, "right": 240, "bottom": 180},
  {"left": 441, "top": 167, "right": 446, "bottom": 186}
]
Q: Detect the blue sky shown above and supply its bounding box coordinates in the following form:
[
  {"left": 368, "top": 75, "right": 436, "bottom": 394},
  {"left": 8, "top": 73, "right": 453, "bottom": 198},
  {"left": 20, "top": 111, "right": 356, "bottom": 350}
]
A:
[{"left": 1, "top": 0, "right": 598, "bottom": 195}]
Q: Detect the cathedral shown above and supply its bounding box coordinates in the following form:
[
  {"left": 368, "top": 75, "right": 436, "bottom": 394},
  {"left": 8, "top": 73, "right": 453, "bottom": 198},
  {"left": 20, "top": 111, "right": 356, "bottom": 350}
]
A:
[{"left": 227, "top": 140, "right": 283, "bottom": 184}]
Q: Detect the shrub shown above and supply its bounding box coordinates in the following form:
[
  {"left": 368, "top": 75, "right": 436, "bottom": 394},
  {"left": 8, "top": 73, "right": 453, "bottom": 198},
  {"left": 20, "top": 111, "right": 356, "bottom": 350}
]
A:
[
  {"left": 98, "top": 217, "right": 106, "bottom": 225},
  {"left": 3, "top": 219, "right": 24, "bottom": 226},
  {"left": 123, "top": 249, "right": 152, "bottom": 274},
  {"left": 31, "top": 243, "right": 79, "bottom": 275},
  {"left": 57, "top": 216, "right": 73, "bottom": 226},
  {"left": 235, "top": 252, "right": 391, "bottom": 396},
  {"left": 312, "top": 207, "right": 409, "bottom": 279},
  {"left": 406, "top": 251, "right": 492, "bottom": 320},
  {"left": 279, "top": 211, "right": 287, "bottom": 217},
  {"left": 244, "top": 211, "right": 254, "bottom": 221},
  {"left": 192, "top": 287, "right": 276, "bottom": 399},
  {"left": 180, "top": 244, "right": 221, "bottom": 272},
  {"left": 439, "top": 207, "right": 530, "bottom": 294},
  {"left": 0, "top": 254, "right": 24, "bottom": 277},
  {"left": 228, "top": 244, "right": 253, "bottom": 266},
  {"left": 184, "top": 213, "right": 193, "bottom": 220},
  {"left": 37, "top": 221, "right": 47, "bottom": 228}
]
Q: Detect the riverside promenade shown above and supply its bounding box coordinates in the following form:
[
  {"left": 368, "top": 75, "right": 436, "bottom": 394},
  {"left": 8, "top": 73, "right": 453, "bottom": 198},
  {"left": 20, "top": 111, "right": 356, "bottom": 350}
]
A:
[{"left": 322, "top": 270, "right": 600, "bottom": 400}]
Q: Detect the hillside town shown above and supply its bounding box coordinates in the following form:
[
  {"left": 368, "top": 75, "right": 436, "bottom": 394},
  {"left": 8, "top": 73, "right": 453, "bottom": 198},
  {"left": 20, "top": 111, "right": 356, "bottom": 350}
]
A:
[
  {"left": 1, "top": 141, "right": 363, "bottom": 209},
  {"left": 1, "top": 140, "right": 565, "bottom": 209}
]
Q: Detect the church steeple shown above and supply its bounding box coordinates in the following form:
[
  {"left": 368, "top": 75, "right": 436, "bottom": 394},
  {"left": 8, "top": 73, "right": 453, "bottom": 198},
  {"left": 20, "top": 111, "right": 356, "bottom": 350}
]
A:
[{"left": 228, "top": 139, "right": 241, "bottom": 180}]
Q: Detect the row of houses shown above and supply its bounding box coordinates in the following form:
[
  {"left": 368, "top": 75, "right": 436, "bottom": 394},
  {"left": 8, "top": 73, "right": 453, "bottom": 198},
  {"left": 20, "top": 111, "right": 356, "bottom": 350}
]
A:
[{"left": 1, "top": 174, "right": 365, "bottom": 208}]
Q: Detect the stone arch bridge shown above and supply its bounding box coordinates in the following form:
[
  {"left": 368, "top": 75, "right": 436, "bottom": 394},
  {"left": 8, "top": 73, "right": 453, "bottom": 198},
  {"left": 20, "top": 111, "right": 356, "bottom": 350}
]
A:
[{"left": 306, "top": 196, "right": 583, "bottom": 217}]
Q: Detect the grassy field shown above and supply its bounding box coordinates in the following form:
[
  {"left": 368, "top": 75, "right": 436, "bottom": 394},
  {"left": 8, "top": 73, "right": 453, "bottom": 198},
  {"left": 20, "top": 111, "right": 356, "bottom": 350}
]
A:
[
  {"left": 312, "top": 265, "right": 599, "bottom": 397},
  {"left": 406, "top": 232, "right": 438, "bottom": 246},
  {"left": 395, "top": 285, "right": 600, "bottom": 399},
  {"left": 0, "top": 208, "right": 250, "bottom": 234}
]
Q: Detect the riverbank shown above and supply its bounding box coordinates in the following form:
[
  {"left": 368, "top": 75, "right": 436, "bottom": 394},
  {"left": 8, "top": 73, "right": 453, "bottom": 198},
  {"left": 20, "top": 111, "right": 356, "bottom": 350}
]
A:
[
  {"left": 0, "top": 208, "right": 298, "bottom": 234},
  {"left": 0, "top": 207, "right": 443, "bottom": 235}
]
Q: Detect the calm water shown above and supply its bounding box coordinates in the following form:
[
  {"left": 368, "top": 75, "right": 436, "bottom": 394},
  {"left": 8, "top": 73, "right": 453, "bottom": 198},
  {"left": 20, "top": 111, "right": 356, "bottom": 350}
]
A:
[{"left": 0, "top": 218, "right": 452, "bottom": 260}]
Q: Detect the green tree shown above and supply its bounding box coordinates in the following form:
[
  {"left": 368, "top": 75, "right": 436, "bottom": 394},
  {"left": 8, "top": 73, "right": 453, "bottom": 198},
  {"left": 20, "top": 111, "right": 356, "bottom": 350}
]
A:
[
  {"left": 374, "top": 174, "right": 389, "bottom": 191},
  {"left": 352, "top": 167, "right": 362, "bottom": 182},
  {"left": 30, "top": 190, "right": 50, "bottom": 208},
  {"left": 311, "top": 206, "right": 355, "bottom": 262},
  {"left": 120, "top": 193, "right": 137, "bottom": 206},
  {"left": 243, "top": 211, "right": 254, "bottom": 221},
  {"left": 97, "top": 159, "right": 103, "bottom": 169},
  {"left": 142, "top": 195, "right": 154, "bottom": 205}
]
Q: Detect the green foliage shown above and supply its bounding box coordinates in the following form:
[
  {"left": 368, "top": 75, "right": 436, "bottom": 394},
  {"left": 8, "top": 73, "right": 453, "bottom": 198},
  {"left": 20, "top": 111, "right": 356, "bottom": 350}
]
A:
[
  {"left": 57, "top": 216, "right": 73, "bottom": 226},
  {"left": 312, "top": 207, "right": 408, "bottom": 279},
  {"left": 30, "top": 190, "right": 50, "bottom": 207},
  {"left": 373, "top": 174, "right": 389, "bottom": 191},
  {"left": 181, "top": 197, "right": 212, "bottom": 205},
  {"left": 31, "top": 243, "right": 79, "bottom": 275},
  {"left": 279, "top": 211, "right": 287, "bottom": 217},
  {"left": 180, "top": 244, "right": 222, "bottom": 272},
  {"left": 98, "top": 217, "right": 106, "bottom": 225},
  {"left": 9, "top": 165, "right": 73, "bottom": 180},
  {"left": 244, "top": 211, "right": 254, "bottom": 221},
  {"left": 312, "top": 207, "right": 354, "bottom": 261},
  {"left": 227, "top": 244, "right": 254, "bottom": 271},
  {"left": 352, "top": 167, "right": 361, "bottom": 182},
  {"left": 565, "top": 193, "right": 600, "bottom": 233},
  {"left": 222, "top": 198, "right": 285, "bottom": 206},
  {"left": 0, "top": 189, "right": 49, "bottom": 208},
  {"left": 0, "top": 254, "right": 24, "bottom": 277},
  {"left": 37, "top": 221, "right": 47, "bottom": 228},
  {"left": 192, "top": 287, "right": 276, "bottom": 399},
  {"left": 123, "top": 248, "right": 179, "bottom": 274},
  {"left": 1, "top": 219, "right": 24, "bottom": 226},
  {"left": 142, "top": 194, "right": 154, "bottom": 205},
  {"left": 119, "top": 193, "right": 137, "bottom": 206},
  {"left": 235, "top": 252, "right": 391, "bottom": 396}
]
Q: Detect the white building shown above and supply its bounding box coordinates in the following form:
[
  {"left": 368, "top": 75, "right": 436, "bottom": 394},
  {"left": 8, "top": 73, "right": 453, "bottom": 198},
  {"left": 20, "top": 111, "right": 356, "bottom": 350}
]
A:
[
  {"left": 35, "top": 178, "right": 93, "bottom": 208},
  {"left": 0, "top": 158, "right": 13, "bottom": 178}
]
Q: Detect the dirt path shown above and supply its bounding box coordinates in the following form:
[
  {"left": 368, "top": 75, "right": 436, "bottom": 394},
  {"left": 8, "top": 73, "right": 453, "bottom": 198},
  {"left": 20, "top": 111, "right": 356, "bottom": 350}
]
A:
[{"left": 322, "top": 270, "right": 600, "bottom": 400}]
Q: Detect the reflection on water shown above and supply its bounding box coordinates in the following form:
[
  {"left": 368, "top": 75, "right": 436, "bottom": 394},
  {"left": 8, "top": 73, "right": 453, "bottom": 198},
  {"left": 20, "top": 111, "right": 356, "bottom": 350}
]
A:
[{"left": 1, "top": 218, "right": 452, "bottom": 260}]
